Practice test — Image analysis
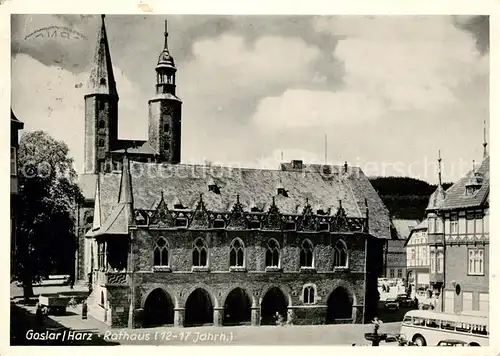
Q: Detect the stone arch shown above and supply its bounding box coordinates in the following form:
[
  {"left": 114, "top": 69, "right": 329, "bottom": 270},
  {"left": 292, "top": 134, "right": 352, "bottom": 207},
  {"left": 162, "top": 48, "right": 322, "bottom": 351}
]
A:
[
  {"left": 142, "top": 287, "right": 175, "bottom": 327},
  {"left": 325, "top": 283, "right": 357, "bottom": 324},
  {"left": 184, "top": 288, "right": 214, "bottom": 327},
  {"left": 259, "top": 284, "right": 292, "bottom": 325},
  {"left": 180, "top": 283, "right": 219, "bottom": 308},
  {"left": 220, "top": 284, "right": 256, "bottom": 307},
  {"left": 223, "top": 287, "right": 253, "bottom": 325},
  {"left": 141, "top": 284, "right": 179, "bottom": 309},
  {"left": 259, "top": 283, "right": 293, "bottom": 306}
]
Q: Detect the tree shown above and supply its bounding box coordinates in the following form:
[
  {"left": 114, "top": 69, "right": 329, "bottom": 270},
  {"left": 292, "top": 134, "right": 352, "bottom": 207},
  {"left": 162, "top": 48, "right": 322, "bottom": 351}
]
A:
[{"left": 14, "top": 131, "right": 83, "bottom": 299}]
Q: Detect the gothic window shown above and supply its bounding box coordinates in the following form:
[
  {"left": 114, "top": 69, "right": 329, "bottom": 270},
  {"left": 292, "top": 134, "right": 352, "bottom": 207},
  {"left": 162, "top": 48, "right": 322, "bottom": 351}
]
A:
[
  {"left": 98, "top": 139, "right": 105, "bottom": 147},
  {"left": 300, "top": 240, "right": 314, "bottom": 268},
  {"left": 229, "top": 238, "right": 245, "bottom": 267},
  {"left": 193, "top": 237, "right": 208, "bottom": 267},
  {"left": 98, "top": 120, "right": 105, "bottom": 129},
  {"left": 265, "top": 239, "right": 280, "bottom": 268},
  {"left": 98, "top": 99, "right": 105, "bottom": 110},
  {"left": 303, "top": 285, "right": 315, "bottom": 304},
  {"left": 164, "top": 123, "right": 170, "bottom": 133},
  {"left": 163, "top": 140, "right": 169, "bottom": 151},
  {"left": 333, "top": 240, "right": 348, "bottom": 268},
  {"left": 153, "top": 237, "right": 169, "bottom": 266}
]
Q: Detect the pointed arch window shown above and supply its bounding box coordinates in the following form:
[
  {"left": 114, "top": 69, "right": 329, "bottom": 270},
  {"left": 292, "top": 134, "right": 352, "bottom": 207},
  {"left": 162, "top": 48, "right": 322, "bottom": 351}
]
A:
[
  {"left": 98, "top": 139, "right": 105, "bottom": 147},
  {"left": 193, "top": 237, "right": 208, "bottom": 267},
  {"left": 98, "top": 120, "right": 105, "bottom": 129},
  {"left": 153, "top": 237, "right": 169, "bottom": 267},
  {"left": 265, "top": 239, "right": 280, "bottom": 268},
  {"left": 333, "top": 240, "right": 348, "bottom": 268},
  {"left": 300, "top": 239, "right": 314, "bottom": 268},
  {"left": 230, "top": 238, "right": 245, "bottom": 267},
  {"left": 163, "top": 122, "right": 170, "bottom": 133},
  {"left": 303, "top": 285, "right": 316, "bottom": 304}
]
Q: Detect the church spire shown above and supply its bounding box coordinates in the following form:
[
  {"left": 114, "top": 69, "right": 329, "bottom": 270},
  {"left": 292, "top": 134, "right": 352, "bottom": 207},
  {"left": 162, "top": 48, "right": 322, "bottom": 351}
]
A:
[
  {"left": 155, "top": 19, "right": 177, "bottom": 95},
  {"left": 87, "top": 14, "right": 118, "bottom": 97},
  {"left": 483, "top": 120, "right": 488, "bottom": 159}
]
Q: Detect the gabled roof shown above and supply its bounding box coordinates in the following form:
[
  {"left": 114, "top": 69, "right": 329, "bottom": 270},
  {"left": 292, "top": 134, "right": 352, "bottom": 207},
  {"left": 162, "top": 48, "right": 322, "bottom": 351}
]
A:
[
  {"left": 391, "top": 218, "right": 420, "bottom": 240},
  {"left": 439, "top": 156, "right": 489, "bottom": 210},
  {"left": 94, "top": 160, "right": 391, "bottom": 239},
  {"left": 111, "top": 141, "right": 158, "bottom": 156},
  {"left": 405, "top": 218, "right": 428, "bottom": 246}
]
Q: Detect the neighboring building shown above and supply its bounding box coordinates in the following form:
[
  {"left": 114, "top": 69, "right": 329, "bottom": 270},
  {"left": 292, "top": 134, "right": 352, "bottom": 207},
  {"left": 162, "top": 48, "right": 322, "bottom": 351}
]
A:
[
  {"left": 78, "top": 16, "right": 391, "bottom": 328},
  {"left": 436, "top": 155, "right": 489, "bottom": 315},
  {"left": 11, "top": 110, "right": 24, "bottom": 276},
  {"left": 405, "top": 219, "right": 430, "bottom": 296},
  {"left": 386, "top": 218, "right": 419, "bottom": 280}
]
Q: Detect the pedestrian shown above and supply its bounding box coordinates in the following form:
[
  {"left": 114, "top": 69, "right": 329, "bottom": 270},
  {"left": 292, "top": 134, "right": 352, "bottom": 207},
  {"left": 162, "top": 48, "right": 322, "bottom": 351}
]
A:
[
  {"left": 69, "top": 275, "right": 74, "bottom": 290},
  {"left": 35, "top": 303, "right": 44, "bottom": 325}
]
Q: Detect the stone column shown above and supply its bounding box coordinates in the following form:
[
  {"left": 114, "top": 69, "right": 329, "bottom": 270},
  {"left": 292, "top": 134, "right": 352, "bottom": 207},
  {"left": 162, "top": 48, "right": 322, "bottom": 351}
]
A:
[
  {"left": 174, "top": 307, "right": 185, "bottom": 327},
  {"left": 213, "top": 307, "right": 223, "bottom": 327},
  {"left": 352, "top": 305, "right": 363, "bottom": 324},
  {"left": 251, "top": 305, "right": 261, "bottom": 326},
  {"left": 286, "top": 307, "right": 295, "bottom": 325}
]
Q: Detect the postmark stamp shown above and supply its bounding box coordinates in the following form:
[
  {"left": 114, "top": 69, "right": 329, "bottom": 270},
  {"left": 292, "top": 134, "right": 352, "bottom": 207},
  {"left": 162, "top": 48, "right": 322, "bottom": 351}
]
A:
[{"left": 24, "top": 26, "right": 87, "bottom": 41}]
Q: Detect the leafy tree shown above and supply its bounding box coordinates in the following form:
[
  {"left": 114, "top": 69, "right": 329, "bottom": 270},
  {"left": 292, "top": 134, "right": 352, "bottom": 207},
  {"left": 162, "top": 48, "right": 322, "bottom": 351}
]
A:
[
  {"left": 15, "top": 131, "right": 83, "bottom": 299},
  {"left": 369, "top": 176, "right": 454, "bottom": 220}
]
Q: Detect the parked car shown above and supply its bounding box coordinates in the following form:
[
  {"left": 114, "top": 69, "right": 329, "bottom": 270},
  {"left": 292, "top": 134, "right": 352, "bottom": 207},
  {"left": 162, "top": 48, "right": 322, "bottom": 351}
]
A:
[
  {"left": 396, "top": 294, "right": 413, "bottom": 307},
  {"left": 385, "top": 298, "right": 399, "bottom": 311},
  {"left": 437, "top": 339, "right": 468, "bottom": 347}
]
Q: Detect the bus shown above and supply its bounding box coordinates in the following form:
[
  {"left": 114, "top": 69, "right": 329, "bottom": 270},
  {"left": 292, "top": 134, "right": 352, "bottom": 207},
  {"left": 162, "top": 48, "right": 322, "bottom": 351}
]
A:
[{"left": 399, "top": 310, "right": 488, "bottom": 346}]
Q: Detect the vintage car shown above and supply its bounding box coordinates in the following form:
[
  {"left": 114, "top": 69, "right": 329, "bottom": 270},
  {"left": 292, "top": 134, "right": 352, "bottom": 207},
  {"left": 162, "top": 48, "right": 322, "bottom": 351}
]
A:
[{"left": 385, "top": 298, "right": 399, "bottom": 311}]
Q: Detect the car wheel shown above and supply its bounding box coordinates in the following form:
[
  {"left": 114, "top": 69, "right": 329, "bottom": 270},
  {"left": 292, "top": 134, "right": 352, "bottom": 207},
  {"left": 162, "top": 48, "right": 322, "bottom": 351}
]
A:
[{"left": 412, "top": 335, "right": 426, "bottom": 346}]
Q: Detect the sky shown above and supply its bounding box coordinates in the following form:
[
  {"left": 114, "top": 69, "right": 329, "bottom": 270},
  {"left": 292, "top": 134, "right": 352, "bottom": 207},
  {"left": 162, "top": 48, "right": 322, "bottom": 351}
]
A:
[{"left": 11, "top": 14, "right": 489, "bottom": 184}]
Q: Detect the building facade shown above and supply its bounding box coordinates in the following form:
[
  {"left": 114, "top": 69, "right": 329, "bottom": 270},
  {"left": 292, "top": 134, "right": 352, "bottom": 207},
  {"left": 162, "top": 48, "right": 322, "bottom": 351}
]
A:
[
  {"left": 78, "top": 16, "right": 391, "bottom": 328},
  {"left": 386, "top": 219, "right": 418, "bottom": 280},
  {"left": 11, "top": 110, "right": 24, "bottom": 277},
  {"left": 436, "top": 156, "right": 489, "bottom": 315},
  {"left": 405, "top": 220, "right": 431, "bottom": 296}
]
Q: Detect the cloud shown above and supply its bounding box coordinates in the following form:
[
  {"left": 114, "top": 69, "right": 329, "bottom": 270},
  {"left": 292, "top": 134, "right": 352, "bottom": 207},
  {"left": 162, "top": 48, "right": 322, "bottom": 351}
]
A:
[
  {"left": 253, "top": 89, "right": 383, "bottom": 130},
  {"left": 11, "top": 54, "right": 146, "bottom": 172},
  {"left": 179, "top": 34, "right": 321, "bottom": 108}
]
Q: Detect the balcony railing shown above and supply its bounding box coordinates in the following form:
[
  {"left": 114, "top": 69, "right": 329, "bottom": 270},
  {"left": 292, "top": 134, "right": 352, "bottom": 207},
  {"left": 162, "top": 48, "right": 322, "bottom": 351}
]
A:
[{"left": 96, "top": 271, "right": 128, "bottom": 286}]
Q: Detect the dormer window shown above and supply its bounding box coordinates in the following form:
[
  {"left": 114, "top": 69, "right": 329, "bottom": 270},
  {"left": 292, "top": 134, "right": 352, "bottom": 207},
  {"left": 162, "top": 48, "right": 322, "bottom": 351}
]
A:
[
  {"left": 317, "top": 209, "right": 326, "bottom": 215},
  {"left": 208, "top": 184, "right": 220, "bottom": 194},
  {"left": 250, "top": 207, "right": 261, "bottom": 213},
  {"left": 292, "top": 160, "right": 303, "bottom": 170},
  {"left": 277, "top": 187, "right": 288, "bottom": 197},
  {"left": 173, "top": 203, "right": 185, "bottom": 210}
]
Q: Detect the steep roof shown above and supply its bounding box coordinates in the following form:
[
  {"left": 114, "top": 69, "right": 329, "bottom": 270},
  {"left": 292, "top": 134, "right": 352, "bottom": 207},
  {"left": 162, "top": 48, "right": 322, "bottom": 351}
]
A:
[
  {"left": 439, "top": 156, "right": 489, "bottom": 211},
  {"left": 391, "top": 218, "right": 420, "bottom": 240},
  {"left": 94, "top": 160, "right": 391, "bottom": 239},
  {"left": 87, "top": 15, "right": 118, "bottom": 97},
  {"left": 426, "top": 185, "right": 446, "bottom": 210}
]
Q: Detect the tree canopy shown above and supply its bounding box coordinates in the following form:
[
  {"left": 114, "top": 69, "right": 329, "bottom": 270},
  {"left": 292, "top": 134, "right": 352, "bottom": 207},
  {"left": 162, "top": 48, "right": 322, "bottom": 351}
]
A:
[
  {"left": 15, "top": 131, "right": 83, "bottom": 297},
  {"left": 369, "top": 176, "right": 453, "bottom": 220}
]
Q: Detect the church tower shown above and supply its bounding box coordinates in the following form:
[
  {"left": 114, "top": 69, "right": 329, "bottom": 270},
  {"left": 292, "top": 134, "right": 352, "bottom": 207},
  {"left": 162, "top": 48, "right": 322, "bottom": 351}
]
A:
[
  {"left": 148, "top": 20, "right": 182, "bottom": 164},
  {"left": 84, "top": 15, "right": 119, "bottom": 173}
]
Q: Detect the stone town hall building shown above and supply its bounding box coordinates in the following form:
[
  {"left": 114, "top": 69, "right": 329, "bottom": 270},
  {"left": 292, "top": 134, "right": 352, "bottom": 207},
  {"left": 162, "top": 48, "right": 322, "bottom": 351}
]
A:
[{"left": 76, "top": 16, "right": 391, "bottom": 328}]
